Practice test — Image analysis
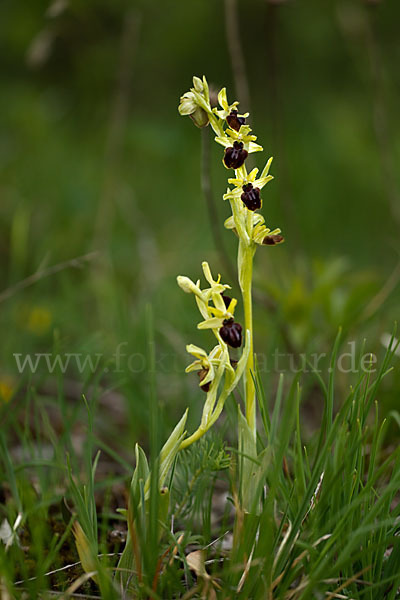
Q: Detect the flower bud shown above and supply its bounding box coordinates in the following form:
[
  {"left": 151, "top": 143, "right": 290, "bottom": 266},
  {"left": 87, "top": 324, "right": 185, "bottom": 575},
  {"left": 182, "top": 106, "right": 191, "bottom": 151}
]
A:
[
  {"left": 190, "top": 106, "right": 209, "bottom": 128},
  {"left": 178, "top": 92, "right": 197, "bottom": 116},
  {"left": 177, "top": 276, "right": 198, "bottom": 294},
  {"left": 223, "top": 141, "right": 248, "bottom": 169},
  {"left": 178, "top": 92, "right": 209, "bottom": 128},
  {"left": 219, "top": 318, "right": 242, "bottom": 348},
  {"left": 241, "top": 184, "right": 261, "bottom": 211},
  {"left": 192, "top": 76, "right": 204, "bottom": 92}
]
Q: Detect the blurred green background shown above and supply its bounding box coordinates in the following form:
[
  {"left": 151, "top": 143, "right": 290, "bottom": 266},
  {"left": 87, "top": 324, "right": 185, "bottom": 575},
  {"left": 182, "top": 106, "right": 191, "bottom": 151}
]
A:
[{"left": 1, "top": 0, "right": 399, "bottom": 448}]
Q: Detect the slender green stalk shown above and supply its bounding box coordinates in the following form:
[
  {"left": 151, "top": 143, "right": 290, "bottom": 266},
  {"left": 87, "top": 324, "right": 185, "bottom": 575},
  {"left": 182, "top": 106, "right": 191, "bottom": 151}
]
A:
[
  {"left": 241, "top": 243, "right": 256, "bottom": 438},
  {"left": 180, "top": 427, "right": 206, "bottom": 450}
]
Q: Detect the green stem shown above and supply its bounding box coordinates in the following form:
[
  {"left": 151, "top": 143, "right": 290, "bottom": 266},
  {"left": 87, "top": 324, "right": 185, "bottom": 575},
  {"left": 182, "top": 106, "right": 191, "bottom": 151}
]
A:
[
  {"left": 240, "top": 241, "right": 256, "bottom": 439},
  {"left": 179, "top": 427, "right": 207, "bottom": 450}
]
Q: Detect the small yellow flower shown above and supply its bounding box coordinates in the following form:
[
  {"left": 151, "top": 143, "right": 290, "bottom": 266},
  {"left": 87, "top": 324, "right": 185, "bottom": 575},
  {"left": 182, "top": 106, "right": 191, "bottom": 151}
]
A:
[
  {"left": 197, "top": 294, "right": 237, "bottom": 331},
  {"left": 215, "top": 124, "right": 263, "bottom": 155},
  {"left": 178, "top": 262, "right": 238, "bottom": 332},
  {"left": 224, "top": 212, "right": 282, "bottom": 245},
  {"left": 177, "top": 262, "right": 231, "bottom": 320},
  {"left": 223, "top": 158, "right": 274, "bottom": 204},
  {"left": 251, "top": 214, "right": 283, "bottom": 246},
  {"left": 178, "top": 262, "right": 243, "bottom": 348},
  {"left": 0, "top": 377, "right": 15, "bottom": 403},
  {"left": 213, "top": 87, "right": 241, "bottom": 120},
  {"left": 26, "top": 306, "right": 52, "bottom": 335},
  {"left": 185, "top": 343, "right": 228, "bottom": 390}
]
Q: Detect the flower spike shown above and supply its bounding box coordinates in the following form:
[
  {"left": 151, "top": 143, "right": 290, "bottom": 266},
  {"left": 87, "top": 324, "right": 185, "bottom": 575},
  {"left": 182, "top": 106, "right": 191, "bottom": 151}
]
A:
[{"left": 177, "top": 75, "right": 285, "bottom": 447}]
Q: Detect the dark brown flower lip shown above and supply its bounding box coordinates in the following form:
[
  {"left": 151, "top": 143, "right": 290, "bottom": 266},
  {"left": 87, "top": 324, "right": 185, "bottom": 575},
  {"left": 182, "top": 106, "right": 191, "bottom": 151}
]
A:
[
  {"left": 263, "top": 234, "right": 284, "bottom": 246},
  {"left": 226, "top": 109, "right": 246, "bottom": 132},
  {"left": 223, "top": 141, "right": 248, "bottom": 169},
  {"left": 219, "top": 318, "right": 242, "bottom": 348},
  {"left": 223, "top": 317, "right": 234, "bottom": 326},
  {"left": 241, "top": 184, "right": 261, "bottom": 211}
]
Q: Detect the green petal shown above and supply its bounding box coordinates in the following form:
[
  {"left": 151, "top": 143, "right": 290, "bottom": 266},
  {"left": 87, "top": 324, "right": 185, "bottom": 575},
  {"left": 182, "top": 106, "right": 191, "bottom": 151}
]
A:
[
  {"left": 186, "top": 343, "right": 208, "bottom": 359},
  {"left": 253, "top": 213, "right": 265, "bottom": 226},
  {"left": 197, "top": 317, "right": 224, "bottom": 330},
  {"left": 224, "top": 216, "right": 235, "bottom": 229},
  {"left": 201, "top": 261, "right": 214, "bottom": 285},
  {"left": 256, "top": 175, "right": 274, "bottom": 189},
  {"left": 228, "top": 177, "right": 243, "bottom": 186},
  {"left": 185, "top": 361, "right": 202, "bottom": 373},
  {"left": 218, "top": 87, "right": 228, "bottom": 109},
  {"left": 215, "top": 135, "right": 231, "bottom": 148},
  {"left": 202, "top": 75, "right": 210, "bottom": 103},
  {"left": 248, "top": 168, "right": 259, "bottom": 181},
  {"left": 227, "top": 297, "right": 237, "bottom": 315},
  {"left": 212, "top": 290, "right": 226, "bottom": 313},
  {"left": 261, "top": 156, "right": 273, "bottom": 179},
  {"left": 247, "top": 142, "right": 263, "bottom": 153}
]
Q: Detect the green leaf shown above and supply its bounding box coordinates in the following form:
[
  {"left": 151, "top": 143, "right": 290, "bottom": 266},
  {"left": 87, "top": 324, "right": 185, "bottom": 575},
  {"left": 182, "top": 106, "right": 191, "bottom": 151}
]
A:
[
  {"left": 132, "top": 443, "right": 149, "bottom": 499},
  {"left": 237, "top": 405, "right": 270, "bottom": 514}
]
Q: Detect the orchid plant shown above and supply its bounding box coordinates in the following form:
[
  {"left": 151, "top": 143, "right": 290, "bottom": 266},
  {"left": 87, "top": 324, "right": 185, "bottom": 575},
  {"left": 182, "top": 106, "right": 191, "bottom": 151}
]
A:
[
  {"left": 178, "top": 75, "right": 283, "bottom": 443},
  {"left": 128, "top": 74, "right": 285, "bottom": 499},
  {"left": 77, "top": 75, "right": 285, "bottom": 589}
]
